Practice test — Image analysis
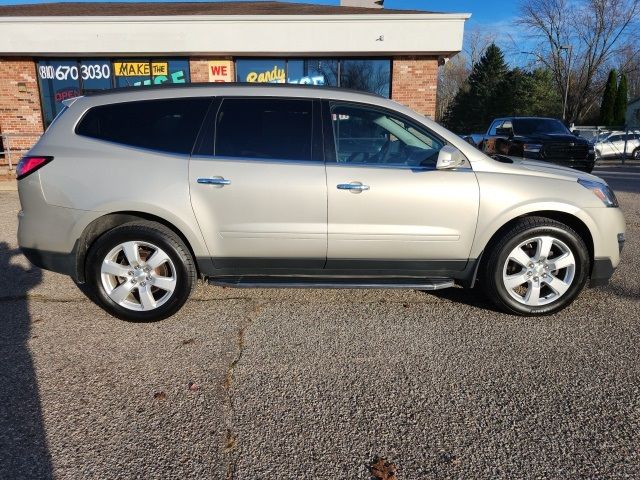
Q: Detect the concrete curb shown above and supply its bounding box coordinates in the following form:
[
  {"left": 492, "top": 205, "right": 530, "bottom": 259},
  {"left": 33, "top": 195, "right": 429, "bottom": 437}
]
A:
[{"left": 0, "top": 180, "right": 17, "bottom": 191}]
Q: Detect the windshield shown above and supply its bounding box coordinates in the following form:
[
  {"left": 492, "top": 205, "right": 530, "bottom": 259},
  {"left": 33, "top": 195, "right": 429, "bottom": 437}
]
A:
[{"left": 512, "top": 119, "right": 570, "bottom": 136}]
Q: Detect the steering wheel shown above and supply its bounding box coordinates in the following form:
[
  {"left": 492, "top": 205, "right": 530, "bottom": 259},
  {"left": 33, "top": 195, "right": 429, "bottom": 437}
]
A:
[{"left": 370, "top": 139, "right": 392, "bottom": 164}]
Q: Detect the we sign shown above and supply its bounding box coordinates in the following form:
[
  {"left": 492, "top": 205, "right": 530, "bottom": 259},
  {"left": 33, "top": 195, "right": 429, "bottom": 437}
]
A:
[{"left": 208, "top": 61, "right": 233, "bottom": 82}]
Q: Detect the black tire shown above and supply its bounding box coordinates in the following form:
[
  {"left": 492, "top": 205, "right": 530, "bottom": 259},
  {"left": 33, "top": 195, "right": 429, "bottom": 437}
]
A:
[
  {"left": 633, "top": 148, "right": 640, "bottom": 161},
  {"left": 86, "top": 221, "right": 197, "bottom": 321},
  {"left": 481, "top": 217, "right": 589, "bottom": 316}
]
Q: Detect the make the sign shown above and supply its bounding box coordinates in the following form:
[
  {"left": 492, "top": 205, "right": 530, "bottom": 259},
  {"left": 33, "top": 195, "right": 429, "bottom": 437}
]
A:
[{"left": 114, "top": 62, "right": 168, "bottom": 77}]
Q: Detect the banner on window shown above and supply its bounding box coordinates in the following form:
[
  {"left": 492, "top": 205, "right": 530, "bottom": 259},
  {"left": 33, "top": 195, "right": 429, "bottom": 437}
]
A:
[{"left": 208, "top": 61, "right": 233, "bottom": 82}]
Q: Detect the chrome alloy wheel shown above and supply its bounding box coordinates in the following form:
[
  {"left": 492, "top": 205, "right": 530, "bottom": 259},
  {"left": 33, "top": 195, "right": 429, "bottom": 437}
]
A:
[
  {"left": 100, "top": 241, "right": 177, "bottom": 311},
  {"left": 502, "top": 235, "right": 576, "bottom": 307}
]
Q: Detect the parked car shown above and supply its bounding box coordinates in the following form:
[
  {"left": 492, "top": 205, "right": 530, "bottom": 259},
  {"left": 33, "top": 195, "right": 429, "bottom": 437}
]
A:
[
  {"left": 482, "top": 117, "right": 596, "bottom": 172},
  {"left": 17, "top": 85, "right": 624, "bottom": 321},
  {"left": 593, "top": 131, "right": 640, "bottom": 160},
  {"left": 460, "top": 133, "right": 484, "bottom": 148}
]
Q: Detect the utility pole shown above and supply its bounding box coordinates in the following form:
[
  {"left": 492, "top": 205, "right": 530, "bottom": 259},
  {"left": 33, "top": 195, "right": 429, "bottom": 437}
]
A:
[{"left": 560, "top": 45, "right": 573, "bottom": 122}]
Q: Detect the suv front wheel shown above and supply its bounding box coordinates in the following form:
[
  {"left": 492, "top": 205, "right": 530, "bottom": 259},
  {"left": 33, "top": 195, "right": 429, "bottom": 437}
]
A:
[
  {"left": 482, "top": 217, "right": 589, "bottom": 315},
  {"left": 86, "top": 221, "right": 197, "bottom": 321}
]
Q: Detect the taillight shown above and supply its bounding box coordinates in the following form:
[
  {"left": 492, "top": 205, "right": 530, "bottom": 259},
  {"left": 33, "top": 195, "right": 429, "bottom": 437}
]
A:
[{"left": 16, "top": 156, "right": 53, "bottom": 180}]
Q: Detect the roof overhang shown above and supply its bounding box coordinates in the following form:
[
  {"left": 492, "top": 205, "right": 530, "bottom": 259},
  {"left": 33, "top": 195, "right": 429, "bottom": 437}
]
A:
[{"left": 0, "top": 13, "right": 470, "bottom": 57}]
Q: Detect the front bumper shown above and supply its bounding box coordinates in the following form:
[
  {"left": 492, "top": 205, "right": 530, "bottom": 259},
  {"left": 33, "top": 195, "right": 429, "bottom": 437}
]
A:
[
  {"left": 585, "top": 209, "right": 625, "bottom": 287},
  {"left": 523, "top": 151, "right": 596, "bottom": 171},
  {"left": 590, "top": 258, "right": 616, "bottom": 287}
]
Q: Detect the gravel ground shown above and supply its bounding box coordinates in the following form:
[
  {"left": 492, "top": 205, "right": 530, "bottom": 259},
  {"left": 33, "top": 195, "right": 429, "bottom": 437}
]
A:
[{"left": 0, "top": 166, "right": 638, "bottom": 479}]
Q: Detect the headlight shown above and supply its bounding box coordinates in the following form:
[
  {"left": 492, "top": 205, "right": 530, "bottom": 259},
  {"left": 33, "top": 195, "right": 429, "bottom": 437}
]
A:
[
  {"left": 523, "top": 143, "right": 543, "bottom": 153},
  {"left": 578, "top": 179, "right": 618, "bottom": 207}
]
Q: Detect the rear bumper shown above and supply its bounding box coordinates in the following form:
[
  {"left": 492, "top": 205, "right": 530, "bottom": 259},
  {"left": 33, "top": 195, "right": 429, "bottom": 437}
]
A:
[
  {"left": 20, "top": 245, "right": 78, "bottom": 278},
  {"left": 17, "top": 173, "right": 91, "bottom": 282}
]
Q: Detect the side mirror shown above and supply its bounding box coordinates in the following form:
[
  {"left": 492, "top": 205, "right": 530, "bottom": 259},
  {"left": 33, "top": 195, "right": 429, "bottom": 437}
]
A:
[
  {"left": 495, "top": 127, "right": 513, "bottom": 137},
  {"left": 436, "top": 145, "right": 467, "bottom": 170}
]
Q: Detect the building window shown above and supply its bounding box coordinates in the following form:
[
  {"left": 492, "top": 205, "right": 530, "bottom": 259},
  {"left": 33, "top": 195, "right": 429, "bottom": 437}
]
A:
[
  {"left": 36, "top": 58, "right": 191, "bottom": 127},
  {"left": 286, "top": 60, "right": 338, "bottom": 86},
  {"left": 235, "top": 58, "right": 389, "bottom": 96},
  {"left": 340, "top": 60, "right": 390, "bottom": 98},
  {"left": 235, "top": 59, "right": 287, "bottom": 83}
]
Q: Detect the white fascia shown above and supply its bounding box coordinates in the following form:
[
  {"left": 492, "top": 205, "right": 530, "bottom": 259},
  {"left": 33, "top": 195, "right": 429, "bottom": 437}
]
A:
[{"left": 0, "top": 13, "right": 471, "bottom": 57}]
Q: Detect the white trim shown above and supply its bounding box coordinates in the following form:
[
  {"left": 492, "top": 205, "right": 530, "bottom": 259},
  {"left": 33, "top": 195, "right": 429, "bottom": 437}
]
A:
[{"left": 0, "top": 13, "right": 470, "bottom": 56}]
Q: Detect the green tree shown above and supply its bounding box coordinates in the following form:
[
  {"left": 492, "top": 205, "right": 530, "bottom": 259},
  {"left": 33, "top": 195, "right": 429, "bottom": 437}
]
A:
[
  {"left": 613, "top": 73, "right": 628, "bottom": 126},
  {"left": 600, "top": 69, "right": 618, "bottom": 126},
  {"left": 443, "top": 43, "right": 508, "bottom": 133},
  {"left": 493, "top": 68, "right": 562, "bottom": 118}
]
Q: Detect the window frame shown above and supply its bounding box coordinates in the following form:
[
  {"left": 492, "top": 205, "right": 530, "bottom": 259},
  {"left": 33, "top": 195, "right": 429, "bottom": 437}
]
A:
[
  {"left": 488, "top": 119, "right": 505, "bottom": 136},
  {"left": 323, "top": 100, "right": 448, "bottom": 170},
  {"left": 200, "top": 96, "right": 324, "bottom": 163}
]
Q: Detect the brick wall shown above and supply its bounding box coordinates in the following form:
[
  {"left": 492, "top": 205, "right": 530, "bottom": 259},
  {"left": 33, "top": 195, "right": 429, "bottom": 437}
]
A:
[
  {"left": 189, "top": 57, "right": 235, "bottom": 83},
  {"left": 391, "top": 56, "right": 438, "bottom": 119},
  {"left": 0, "top": 58, "right": 44, "bottom": 166}
]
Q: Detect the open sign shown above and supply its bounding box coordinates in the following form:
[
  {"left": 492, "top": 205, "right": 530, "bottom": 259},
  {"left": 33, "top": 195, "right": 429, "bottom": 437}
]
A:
[{"left": 55, "top": 86, "right": 80, "bottom": 103}]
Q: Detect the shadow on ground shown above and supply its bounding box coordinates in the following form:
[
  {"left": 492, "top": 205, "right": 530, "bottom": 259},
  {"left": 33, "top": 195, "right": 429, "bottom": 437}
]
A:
[
  {"left": 0, "top": 241, "right": 53, "bottom": 479},
  {"left": 426, "top": 285, "right": 502, "bottom": 313}
]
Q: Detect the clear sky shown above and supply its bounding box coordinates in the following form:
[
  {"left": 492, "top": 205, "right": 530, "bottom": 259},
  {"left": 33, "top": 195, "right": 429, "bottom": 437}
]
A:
[{"left": 0, "top": 0, "right": 520, "bottom": 25}]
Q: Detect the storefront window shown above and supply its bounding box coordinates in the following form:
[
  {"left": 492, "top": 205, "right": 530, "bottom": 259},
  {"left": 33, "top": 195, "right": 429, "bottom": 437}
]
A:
[
  {"left": 37, "top": 60, "right": 81, "bottom": 129},
  {"left": 79, "top": 59, "right": 112, "bottom": 93},
  {"left": 36, "top": 58, "right": 191, "bottom": 127},
  {"left": 287, "top": 60, "right": 338, "bottom": 86},
  {"left": 236, "top": 59, "right": 286, "bottom": 83},
  {"left": 340, "top": 60, "right": 390, "bottom": 97},
  {"left": 153, "top": 59, "right": 189, "bottom": 85},
  {"left": 235, "top": 58, "right": 390, "bottom": 96},
  {"left": 113, "top": 59, "right": 152, "bottom": 88}
]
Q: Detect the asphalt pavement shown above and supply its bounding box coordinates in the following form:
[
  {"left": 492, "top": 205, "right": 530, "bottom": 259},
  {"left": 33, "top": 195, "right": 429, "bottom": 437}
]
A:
[{"left": 0, "top": 164, "right": 638, "bottom": 479}]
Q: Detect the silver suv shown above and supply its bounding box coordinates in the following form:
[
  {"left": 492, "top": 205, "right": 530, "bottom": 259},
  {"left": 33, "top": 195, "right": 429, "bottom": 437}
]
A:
[{"left": 17, "top": 85, "right": 625, "bottom": 321}]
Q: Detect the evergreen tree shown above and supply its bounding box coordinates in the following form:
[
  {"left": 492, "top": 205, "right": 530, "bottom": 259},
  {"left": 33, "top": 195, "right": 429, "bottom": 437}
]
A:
[
  {"left": 600, "top": 69, "right": 618, "bottom": 126},
  {"left": 443, "top": 43, "right": 509, "bottom": 133},
  {"left": 613, "top": 73, "right": 628, "bottom": 127}
]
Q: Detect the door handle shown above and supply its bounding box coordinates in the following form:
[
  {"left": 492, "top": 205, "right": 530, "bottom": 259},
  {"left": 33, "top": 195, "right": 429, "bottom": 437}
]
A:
[
  {"left": 337, "top": 182, "right": 370, "bottom": 192},
  {"left": 197, "top": 177, "right": 231, "bottom": 186}
]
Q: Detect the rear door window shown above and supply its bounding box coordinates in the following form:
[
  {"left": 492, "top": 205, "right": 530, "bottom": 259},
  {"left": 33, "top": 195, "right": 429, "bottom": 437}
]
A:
[
  {"left": 76, "top": 97, "right": 211, "bottom": 154},
  {"left": 214, "top": 98, "right": 313, "bottom": 161}
]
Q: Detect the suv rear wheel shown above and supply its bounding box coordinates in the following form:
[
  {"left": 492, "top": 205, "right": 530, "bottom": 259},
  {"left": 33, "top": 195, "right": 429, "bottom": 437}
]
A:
[
  {"left": 86, "top": 221, "right": 196, "bottom": 321},
  {"left": 482, "top": 217, "right": 589, "bottom": 315}
]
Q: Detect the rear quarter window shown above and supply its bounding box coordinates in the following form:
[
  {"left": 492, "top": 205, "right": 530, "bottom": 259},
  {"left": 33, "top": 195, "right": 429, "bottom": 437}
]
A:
[{"left": 76, "top": 97, "right": 211, "bottom": 154}]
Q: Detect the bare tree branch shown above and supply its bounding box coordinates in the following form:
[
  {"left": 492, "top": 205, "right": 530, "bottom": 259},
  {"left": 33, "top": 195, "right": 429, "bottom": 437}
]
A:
[{"left": 518, "top": 0, "right": 639, "bottom": 122}]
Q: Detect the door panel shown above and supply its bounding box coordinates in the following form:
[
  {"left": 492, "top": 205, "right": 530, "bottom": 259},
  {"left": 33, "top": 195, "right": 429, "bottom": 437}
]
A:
[
  {"left": 326, "top": 166, "right": 479, "bottom": 268},
  {"left": 189, "top": 97, "right": 327, "bottom": 272},
  {"left": 324, "top": 101, "right": 479, "bottom": 271},
  {"left": 190, "top": 158, "right": 327, "bottom": 268}
]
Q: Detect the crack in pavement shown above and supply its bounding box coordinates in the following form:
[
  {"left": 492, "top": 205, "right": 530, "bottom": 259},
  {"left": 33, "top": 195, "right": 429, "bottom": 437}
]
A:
[{"left": 223, "top": 300, "right": 264, "bottom": 480}]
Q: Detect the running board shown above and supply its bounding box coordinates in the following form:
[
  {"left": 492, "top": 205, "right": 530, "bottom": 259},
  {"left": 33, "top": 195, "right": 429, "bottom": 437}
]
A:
[{"left": 208, "top": 276, "right": 455, "bottom": 290}]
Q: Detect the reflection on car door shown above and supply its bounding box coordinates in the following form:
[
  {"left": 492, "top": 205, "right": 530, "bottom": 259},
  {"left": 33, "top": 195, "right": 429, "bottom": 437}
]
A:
[
  {"left": 189, "top": 97, "right": 327, "bottom": 273},
  {"left": 324, "top": 102, "right": 480, "bottom": 273}
]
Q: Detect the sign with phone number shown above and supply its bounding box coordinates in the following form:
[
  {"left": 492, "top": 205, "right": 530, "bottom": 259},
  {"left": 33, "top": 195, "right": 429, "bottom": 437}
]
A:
[{"left": 39, "top": 63, "right": 111, "bottom": 81}]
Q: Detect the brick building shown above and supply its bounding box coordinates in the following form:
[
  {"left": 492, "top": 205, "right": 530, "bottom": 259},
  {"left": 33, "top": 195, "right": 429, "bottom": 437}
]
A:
[{"left": 0, "top": 1, "right": 469, "bottom": 171}]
